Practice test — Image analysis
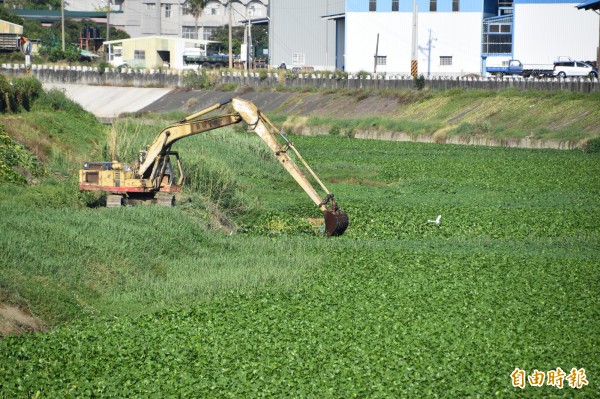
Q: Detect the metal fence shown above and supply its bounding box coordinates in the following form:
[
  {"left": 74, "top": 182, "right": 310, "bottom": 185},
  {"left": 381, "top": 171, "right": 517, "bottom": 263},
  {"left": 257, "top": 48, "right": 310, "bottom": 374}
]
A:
[{"left": 1, "top": 64, "right": 598, "bottom": 93}]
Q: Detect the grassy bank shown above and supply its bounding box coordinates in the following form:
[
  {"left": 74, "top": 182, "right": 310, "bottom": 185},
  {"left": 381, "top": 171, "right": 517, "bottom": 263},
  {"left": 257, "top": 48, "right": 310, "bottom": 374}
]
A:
[
  {"left": 128, "top": 86, "right": 600, "bottom": 146},
  {"left": 249, "top": 87, "right": 600, "bottom": 145}
]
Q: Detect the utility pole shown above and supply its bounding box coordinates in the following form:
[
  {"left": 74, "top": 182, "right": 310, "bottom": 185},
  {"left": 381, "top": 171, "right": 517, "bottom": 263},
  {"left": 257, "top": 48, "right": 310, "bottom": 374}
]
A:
[
  {"left": 61, "top": 0, "right": 65, "bottom": 51},
  {"left": 373, "top": 33, "right": 379, "bottom": 74},
  {"left": 248, "top": 18, "right": 252, "bottom": 70},
  {"left": 106, "top": 0, "right": 110, "bottom": 42},
  {"left": 106, "top": 0, "right": 110, "bottom": 62},
  {"left": 228, "top": 0, "right": 233, "bottom": 69},
  {"left": 411, "top": 0, "right": 418, "bottom": 77}
]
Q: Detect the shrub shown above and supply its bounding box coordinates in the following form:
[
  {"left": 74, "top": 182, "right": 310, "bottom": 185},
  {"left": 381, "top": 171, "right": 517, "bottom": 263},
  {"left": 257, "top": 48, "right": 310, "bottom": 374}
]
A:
[
  {"left": 12, "top": 77, "right": 43, "bottom": 111},
  {"left": 413, "top": 74, "right": 426, "bottom": 90},
  {"left": 32, "top": 88, "right": 87, "bottom": 115},
  {"left": 357, "top": 70, "right": 371, "bottom": 79},
  {"left": 0, "top": 126, "right": 45, "bottom": 185},
  {"left": 216, "top": 83, "right": 237, "bottom": 92},
  {"left": 48, "top": 47, "right": 65, "bottom": 63},
  {"left": 0, "top": 75, "right": 17, "bottom": 113},
  {"left": 98, "top": 61, "right": 110, "bottom": 75},
  {"left": 583, "top": 137, "right": 600, "bottom": 154},
  {"left": 183, "top": 68, "right": 215, "bottom": 90},
  {"left": 65, "top": 49, "right": 80, "bottom": 63}
]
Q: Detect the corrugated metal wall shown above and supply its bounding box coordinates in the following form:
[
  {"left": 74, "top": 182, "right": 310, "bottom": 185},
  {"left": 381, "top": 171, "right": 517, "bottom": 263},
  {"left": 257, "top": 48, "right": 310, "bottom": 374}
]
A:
[
  {"left": 513, "top": 3, "right": 599, "bottom": 64},
  {"left": 269, "top": 0, "right": 344, "bottom": 70}
]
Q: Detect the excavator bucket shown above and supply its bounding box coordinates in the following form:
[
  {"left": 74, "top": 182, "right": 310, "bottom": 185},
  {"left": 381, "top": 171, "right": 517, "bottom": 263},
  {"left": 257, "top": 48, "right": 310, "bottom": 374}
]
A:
[{"left": 324, "top": 209, "right": 349, "bottom": 237}]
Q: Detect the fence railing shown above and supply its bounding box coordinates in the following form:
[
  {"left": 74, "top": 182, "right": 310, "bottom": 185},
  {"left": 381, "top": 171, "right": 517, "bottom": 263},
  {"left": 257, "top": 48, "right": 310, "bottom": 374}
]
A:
[{"left": 1, "top": 64, "right": 598, "bottom": 93}]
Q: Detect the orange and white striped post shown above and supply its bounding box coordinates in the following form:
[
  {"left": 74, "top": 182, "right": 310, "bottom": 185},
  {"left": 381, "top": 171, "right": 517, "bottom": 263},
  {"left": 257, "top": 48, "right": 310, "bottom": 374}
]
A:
[{"left": 411, "top": 0, "right": 418, "bottom": 77}]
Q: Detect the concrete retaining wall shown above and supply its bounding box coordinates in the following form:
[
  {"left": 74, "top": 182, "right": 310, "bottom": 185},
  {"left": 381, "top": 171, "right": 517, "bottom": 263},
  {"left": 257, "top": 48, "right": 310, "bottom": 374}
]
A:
[
  {"left": 296, "top": 127, "right": 581, "bottom": 150},
  {"left": 1, "top": 64, "right": 598, "bottom": 93},
  {"left": 353, "top": 131, "right": 581, "bottom": 150}
]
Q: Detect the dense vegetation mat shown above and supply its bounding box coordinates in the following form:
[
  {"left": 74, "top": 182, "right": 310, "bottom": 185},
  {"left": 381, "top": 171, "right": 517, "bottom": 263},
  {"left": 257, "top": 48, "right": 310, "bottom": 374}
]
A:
[{"left": 1, "top": 131, "right": 598, "bottom": 397}]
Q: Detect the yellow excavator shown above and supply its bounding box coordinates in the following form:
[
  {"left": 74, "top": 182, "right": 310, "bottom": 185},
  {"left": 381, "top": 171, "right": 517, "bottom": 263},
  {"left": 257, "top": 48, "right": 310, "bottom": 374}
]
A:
[{"left": 79, "top": 97, "right": 349, "bottom": 236}]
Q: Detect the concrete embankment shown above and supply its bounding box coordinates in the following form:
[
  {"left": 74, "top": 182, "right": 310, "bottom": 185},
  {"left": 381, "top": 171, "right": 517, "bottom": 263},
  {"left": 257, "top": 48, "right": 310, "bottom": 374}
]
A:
[
  {"left": 43, "top": 85, "right": 591, "bottom": 150},
  {"left": 43, "top": 83, "right": 173, "bottom": 119}
]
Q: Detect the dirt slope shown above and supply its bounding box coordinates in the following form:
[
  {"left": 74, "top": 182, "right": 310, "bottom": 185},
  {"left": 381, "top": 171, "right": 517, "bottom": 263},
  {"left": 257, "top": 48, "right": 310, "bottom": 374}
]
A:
[{"left": 0, "top": 302, "right": 44, "bottom": 337}]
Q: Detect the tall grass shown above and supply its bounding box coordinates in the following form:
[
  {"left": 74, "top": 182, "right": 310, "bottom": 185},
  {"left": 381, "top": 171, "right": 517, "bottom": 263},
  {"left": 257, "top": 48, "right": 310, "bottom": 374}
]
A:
[
  {"left": 107, "top": 118, "right": 162, "bottom": 162},
  {"left": 0, "top": 194, "right": 321, "bottom": 324}
]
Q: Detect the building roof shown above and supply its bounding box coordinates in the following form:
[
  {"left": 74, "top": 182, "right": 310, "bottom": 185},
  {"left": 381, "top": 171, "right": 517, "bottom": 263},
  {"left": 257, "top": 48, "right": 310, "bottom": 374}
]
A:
[
  {"left": 239, "top": 17, "right": 269, "bottom": 25},
  {"left": 0, "top": 19, "right": 23, "bottom": 28},
  {"left": 321, "top": 13, "right": 346, "bottom": 21},
  {"left": 13, "top": 9, "right": 110, "bottom": 23},
  {"left": 576, "top": 0, "right": 600, "bottom": 9}
]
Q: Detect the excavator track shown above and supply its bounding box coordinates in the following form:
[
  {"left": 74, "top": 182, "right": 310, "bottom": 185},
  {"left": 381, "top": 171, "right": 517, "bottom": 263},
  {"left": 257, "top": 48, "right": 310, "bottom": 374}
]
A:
[
  {"left": 156, "top": 194, "right": 175, "bottom": 207},
  {"left": 106, "top": 194, "right": 123, "bottom": 208}
]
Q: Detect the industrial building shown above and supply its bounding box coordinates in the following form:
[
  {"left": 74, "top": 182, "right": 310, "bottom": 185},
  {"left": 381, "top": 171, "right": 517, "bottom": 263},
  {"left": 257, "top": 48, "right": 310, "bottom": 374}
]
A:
[
  {"left": 269, "top": 0, "right": 599, "bottom": 76},
  {"left": 86, "top": 0, "right": 268, "bottom": 41},
  {"left": 0, "top": 18, "right": 23, "bottom": 52},
  {"left": 269, "top": 0, "right": 345, "bottom": 71},
  {"left": 103, "top": 36, "right": 218, "bottom": 69}
]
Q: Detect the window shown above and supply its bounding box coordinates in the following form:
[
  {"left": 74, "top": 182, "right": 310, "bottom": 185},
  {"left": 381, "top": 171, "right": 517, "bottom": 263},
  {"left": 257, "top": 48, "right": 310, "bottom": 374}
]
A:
[
  {"left": 375, "top": 56, "right": 387, "bottom": 66},
  {"left": 164, "top": 4, "right": 171, "bottom": 18},
  {"left": 182, "top": 2, "right": 191, "bottom": 15},
  {"left": 452, "top": 0, "right": 459, "bottom": 12},
  {"left": 145, "top": 3, "right": 155, "bottom": 10},
  {"left": 182, "top": 26, "right": 198, "bottom": 39},
  {"left": 134, "top": 50, "right": 145, "bottom": 60},
  {"left": 440, "top": 56, "right": 452, "bottom": 66},
  {"left": 369, "top": 0, "right": 376, "bottom": 12},
  {"left": 292, "top": 53, "right": 305, "bottom": 66},
  {"left": 203, "top": 27, "right": 216, "bottom": 40},
  {"left": 489, "top": 24, "right": 510, "bottom": 33},
  {"left": 392, "top": 0, "right": 399, "bottom": 11},
  {"left": 482, "top": 17, "right": 512, "bottom": 55},
  {"left": 247, "top": 5, "right": 262, "bottom": 16},
  {"left": 430, "top": 0, "right": 437, "bottom": 12}
]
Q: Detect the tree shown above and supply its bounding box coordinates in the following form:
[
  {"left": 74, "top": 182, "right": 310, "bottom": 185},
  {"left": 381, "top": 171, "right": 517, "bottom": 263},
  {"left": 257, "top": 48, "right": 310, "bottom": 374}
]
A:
[
  {"left": 186, "top": 0, "right": 209, "bottom": 39},
  {"left": 0, "top": 6, "right": 24, "bottom": 25},
  {"left": 211, "top": 24, "right": 268, "bottom": 58},
  {"left": 5, "top": 0, "right": 62, "bottom": 10}
]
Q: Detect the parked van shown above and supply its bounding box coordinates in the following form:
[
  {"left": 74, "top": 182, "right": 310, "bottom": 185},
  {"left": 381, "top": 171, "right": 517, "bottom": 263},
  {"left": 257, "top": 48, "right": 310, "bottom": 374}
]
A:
[{"left": 553, "top": 61, "right": 598, "bottom": 78}]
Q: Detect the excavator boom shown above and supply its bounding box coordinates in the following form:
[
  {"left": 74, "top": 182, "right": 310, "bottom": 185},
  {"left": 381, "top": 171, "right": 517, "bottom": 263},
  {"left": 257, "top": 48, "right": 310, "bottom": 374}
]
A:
[
  {"left": 231, "top": 98, "right": 349, "bottom": 236},
  {"left": 79, "top": 98, "right": 349, "bottom": 236}
]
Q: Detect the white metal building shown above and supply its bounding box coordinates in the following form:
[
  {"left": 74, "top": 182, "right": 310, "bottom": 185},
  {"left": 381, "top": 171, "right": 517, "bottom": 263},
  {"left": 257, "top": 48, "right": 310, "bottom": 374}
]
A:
[
  {"left": 270, "top": 0, "right": 600, "bottom": 76},
  {"left": 345, "top": 9, "right": 483, "bottom": 75},
  {"left": 512, "top": 0, "right": 598, "bottom": 64}
]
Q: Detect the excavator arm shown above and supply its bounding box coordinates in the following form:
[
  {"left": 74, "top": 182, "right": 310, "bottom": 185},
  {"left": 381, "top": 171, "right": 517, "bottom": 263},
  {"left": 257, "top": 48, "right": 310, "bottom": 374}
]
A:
[
  {"left": 231, "top": 98, "right": 348, "bottom": 236},
  {"left": 80, "top": 98, "right": 348, "bottom": 236}
]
